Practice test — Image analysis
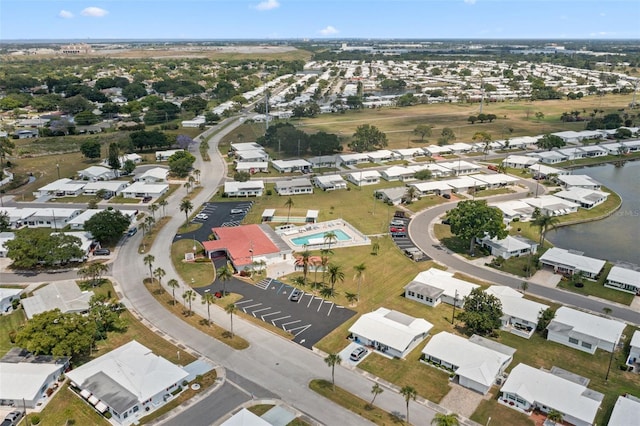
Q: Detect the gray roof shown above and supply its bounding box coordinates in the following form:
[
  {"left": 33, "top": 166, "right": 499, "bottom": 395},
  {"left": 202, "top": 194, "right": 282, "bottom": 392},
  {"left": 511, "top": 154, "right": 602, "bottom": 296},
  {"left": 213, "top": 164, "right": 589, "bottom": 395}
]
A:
[
  {"left": 83, "top": 371, "right": 139, "bottom": 413},
  {"left": 404, "top": 280, "right": 444, "bottom": 298}
]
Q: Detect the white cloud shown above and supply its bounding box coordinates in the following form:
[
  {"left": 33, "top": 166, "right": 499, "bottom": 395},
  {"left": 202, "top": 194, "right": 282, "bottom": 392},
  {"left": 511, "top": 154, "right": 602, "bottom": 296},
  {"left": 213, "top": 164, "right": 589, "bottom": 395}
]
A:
[
  {"left": 319, "top": 26, "right": 339, "bottom": 36},
  {"left": 464, "top": 0, "right": 477, "bottom": 4},
  {"left": 599, "top": 12, "right": 606, "bottom": 17},
  {"left": 58, "top": 10, "right": 74, "bottom": 19},
  {"left": 255, "top": 0, "right": 280, "bottom": 11},
  {"left": 81, "top": 7, "right": 109, "bottom": 17}
]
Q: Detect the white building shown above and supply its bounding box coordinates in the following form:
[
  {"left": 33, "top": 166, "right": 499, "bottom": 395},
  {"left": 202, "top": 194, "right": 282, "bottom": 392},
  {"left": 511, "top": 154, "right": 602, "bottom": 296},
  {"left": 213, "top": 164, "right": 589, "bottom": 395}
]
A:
[
  {"left": 485, "top": 286, "right": 549, "bottom": 338},
  {"left": 381, "top": 166, "right": 416, "bottom": 182},
  {"left": 557, "top": 174, "right": 602, "bottom": 190},
  {"left": 626, "top": 331, "right": 640, "bottom": 368},
  {"left": 82, "top": 181, "right": 129, "bottom": 197},
  {"left": 313, "top": 174, "right": 347, "bottom": 191},
  {"left": 338, "top": 153, "right": 370, "bottom": 166},
  {"left": 605, "top": 265, "right": 640, "bottom": 295},
  {"left": 502, "top": 155, "right": 538, "bottom": 169},
  {"left": 155, "top": 149, "right": 183, "bottom": 161},
  {"left": 0, "top": 232, "right": 15, "bottom": 257},
  {"left": 78, "top": 166, "right": 117, "bottom": 181},
  {"left": 34, "top": 178, "right": 86, "bottom": 198},
  {"left": 500, "top": 364, "right": 603, "bottom": 426},
  {"left": 22, "top": 281, "right": 94, "bottom": 319},
  {"left": 0, "top": 287, "right": 22, "bottom": 313},
  {"left": 367, "top": 149, "right": 397, "bottom": 163},
  {"left": 421, "top": 332, "right": 515, "bottom": 395},
  {"left": 520, "top": 195, "right": 579, "bottom": 217},
  {"left": 66, "top": 341, "right": 189, "bottom": 425},
  {"left": 438, "top": 160, "right": 482, "bottom": 175},
  {"left": 223, "top": 180, "right": 265, "bottom": 197},
  {"left": 121, "top": 182, "right": 169, "bottom": 199},
  {"left": 408, "top": 181, "right": 452, "bottom": 196},
  {"left": 608, "top": 394, "right": 640, "bottom": 426},
  {"left": 346, "top": 170, "right": 381, "bottom": 186},
  {"left": 67, "top": 209, "right": 137, "bottom": 230},
  {"left": 22, "top": 208, "right": 83, "bottom": 229},
  {"left": 235, "top": 149, "right": 269, "bottom": 162},
  {"left": 554, "top": 187, "right": 609, "bottom": 209},
  {"left": 539, "top": 247, "right": 606, "bottom": 279},
  {"left": 234, "top": 161, "right": 269, "bottom": 174},
  {"left": 271, "top": 159, "right": 313, "bottom": 173},
  {"left": 404, "top": 268, "right": 479, "bottom": 307},
  {"left": 546, "top": 306, "right": 626, "bottom": 354},
  {"left": 137, "top": 167, "right": 168, "bottom": 183},
  {"left": 527, "top": 163, "right": 569, "bottom": 179},
  {"left": 529, "top": 150, "right": 567, "bottom": 164},
  {"left": 477, "top": 235, "right": 538, "bottom": 259},
  {"left": 489, "top": 200, "right": 536, "bottom": 222},
  {"left": 470, "top": 173, "right": 520, "bottom": 188},
  {"left": 274, "top": 178, "right": 314, "bottom": 196},
  {"left": 348, "top": 307, "right": 433, "bottom": 359}
]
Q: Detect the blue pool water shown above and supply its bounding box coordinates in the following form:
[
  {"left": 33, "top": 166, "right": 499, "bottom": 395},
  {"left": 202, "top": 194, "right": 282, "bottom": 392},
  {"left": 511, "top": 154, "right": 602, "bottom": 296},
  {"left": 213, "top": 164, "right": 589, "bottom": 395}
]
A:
[{"left": 291, "top": 229, "right": 351, "bottom": 246}]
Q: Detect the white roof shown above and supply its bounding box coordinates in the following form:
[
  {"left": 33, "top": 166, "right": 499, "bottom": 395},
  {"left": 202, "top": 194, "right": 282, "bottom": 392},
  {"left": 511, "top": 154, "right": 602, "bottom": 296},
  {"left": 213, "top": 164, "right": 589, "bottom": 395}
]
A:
[
  {"left": 521, "top": 195, "right": 579, "bottom": 211},
  {"left": 306, "top": 209, "right": 319, "bottom": 219},
  {"left": 393, "top": 148, "right": 425, "bottom": 157},
  {"left": 486, "top": 286, "right": 549, "bottom": 324},
  {"left": 424, "top": 145, "right": 452, "bottom": 154},
  {"left": 410, "top": 181, "right": 452, "bottom": 192},
  {"left": 489, "top": 200, "right": 535, "bottom": 217},
  {"left": 540, "top": 247, "right": 606, "bottom": 275},
  {"left": 0, "top": 362, "right": 65, "bottom": 402},
  {"left": 348, "top": 307, "right": 433, "bottom": 353},
  {"left": 155, "top": 149, "right": 183, "bottom": 158},
  {"left": 367, "top": 149, "right": 395, "bottom": 159},
  {"left": 314, "top": 174, "right": 346, "bottom": 185},
  {"left": 531, "top": 151, "right": 567, "bottom": 161},
  {"left": 121, "top": 181, "right": 168, "bottom": 195},
  {"left": 382, "top": 166, "right": 414, "bottom": 178},
  {"left": 83, "top": 181, "right": 128, "bottom": 192},
  {"left": 557, "top": 174, "right": 601, "bottom": 187},
  {"left": 527, "top": 164, "right": 566, "bottom": 175},
  {"left": 236, "top": 149, "right": 267, "bottom": 160},
  {"left": 235, "top": 161, "right": 269, "bottom": 170},
  {"left": 80, "top": 166, "right": 115, "bottom": 178},
  {"left": 422, "top": 332, "right": 514, "bottom": 387},
  {"left": 139, "top": 167, "right": 168, "bottom": 180},
  {"left": 261, "top": 209, "right": 276, "bottom": 217},
  {"left": 438, "top": 160, "right": 482, "bottom": 172},
  {"left": 442, "top": 176, "right": 486, "bottom": 189},
  {"left": 22, "top": 281, "right": 94, "bottom": 319},
  {"left": 407, "top": 163, "right": 452, "bottom": 175},
  {"left": 347, "top": 170, "right": 381, "bottom": 181},
  {"left": 608, "top": 395, "right": 640, "bottom": 426},
  {"left": 470, "top": 173, "right": 519, "bottom": 185},
  {"left": 272, "top": 159, "right": 312, "bottom": 168},
  {"left": 412, "top": 268, "right": 479, "bottom": 300},
  {"left": 0, "top": 287, "right": 22, "bottom": 300},
  {"left": 38, "top": 178, "right": 86, "bottom": 192},
  {"left": 549, "top": 306, "right": 626, "bottom": 345},
  {"left": 501, "top": 363, "right": 602, "bottom": 425},
  {"left": 630, "top": 330, "right": 640, "bottom": 349},
  {"left": 66, "top": 341, "right": 188, "bottom": 411},
  {"left": 554, "top": 188, "right": 609, "bottom": 204},
  {"left": 67, "top": 209, "right": 136, "bottom": 227},
  {"left": 230, "top": 142, "right": 263, "bottom": 151},
  {"left": 274, "top": 178, "right": 312, "bottom": 188},
  {"left": 224, "top": 180, "right": 265, "bottom": 192},
  {"left": 503, "top": 155, "right": 538, "bottom": 166},
  {"left": 449, "top": 142, "right": 473, "bottom": 151},
  {"left": 339, "top": 153, "right": 369, "bottom": 162},
  {"left": 221, "top": 408, "right": 271, "bottom": 426}
]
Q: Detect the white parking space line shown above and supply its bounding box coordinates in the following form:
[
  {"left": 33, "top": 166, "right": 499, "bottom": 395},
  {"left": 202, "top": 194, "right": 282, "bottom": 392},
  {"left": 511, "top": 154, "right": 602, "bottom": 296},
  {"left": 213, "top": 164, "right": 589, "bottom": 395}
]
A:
[
  {"left": 271, "top": 315, "right": 291, "bottom": 325},
  {"left": 251, "top": 307, "right": 271, "bottom": 314},
  {"left": 306, "top": 296, "right": 315, "bottom": 308},
  {"left": 288, "top": 324, "right": 311, "bottom": 337},
  {"left": 241, "top": 302, "right": 262, "bottom": 312},
  {"left": 326, "top": 303, "right": 335, "bottom": 316},
  {"left": 261, "top": 311, "right": 281, "bottom": 320},
  {"left": 234, "top": 299, "right": 253, "bottom": 305},
  {"left": 282, "top": 319, "right": 301, "bottom": 328}
]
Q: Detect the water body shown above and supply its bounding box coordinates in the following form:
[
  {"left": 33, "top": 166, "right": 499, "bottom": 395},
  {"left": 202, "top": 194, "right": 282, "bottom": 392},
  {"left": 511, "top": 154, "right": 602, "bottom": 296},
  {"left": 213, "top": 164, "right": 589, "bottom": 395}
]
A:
[{"left": 547, "top": 160, "right": 640, "bottom": 265}]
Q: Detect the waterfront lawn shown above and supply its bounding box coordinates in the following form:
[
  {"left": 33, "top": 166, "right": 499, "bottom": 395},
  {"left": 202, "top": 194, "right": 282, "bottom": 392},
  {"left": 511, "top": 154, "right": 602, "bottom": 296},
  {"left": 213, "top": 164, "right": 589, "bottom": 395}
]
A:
[{"left": 556, "top": 263, "right": 634, "bottom": 306}]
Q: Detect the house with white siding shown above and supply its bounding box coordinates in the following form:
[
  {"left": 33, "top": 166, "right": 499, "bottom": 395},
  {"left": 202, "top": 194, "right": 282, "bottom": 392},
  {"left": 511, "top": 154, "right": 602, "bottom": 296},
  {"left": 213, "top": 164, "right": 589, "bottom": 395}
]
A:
[
  {"left": 408, "top": 181, "right": 452, "bottom": 196},
  {"left": 137, "top": 167, "right": 169, "bottom": 183},
  {"left": 605, "top": 265, "right": 640, "bottom": 295},
  {"left": 78, "top": 166, "right": 117, "bottom": 181},
  {"left": 121, "top": 182, "right": 169, "bottom": 199},
  {"left": 477, "top": 235, "right": 538, "bottom": 259},
  {"left": 34, "top": 179, "right": 86, "bottom": 198},
  {"left": 223, "top": 180, "right": 264, "bottom": 197},
  {"left": 539, "top": 247, "right": 605, "bottom": 279},
  {"left": 626, "top": 331, "right": 640, "bottom": 369},
  {"left": 271, "top": 159, "right": 312, "bottom": 173},
  {"left": 608, "top": 394, "right": 640, "bottom": 426},
  {"left": 381, "top": 166, "right": 416, "bottom": 182},
  {"left": 554, "top": 187, "right": 609, "bottom": 209},
  {"left": 520, "top": 195, "right": 579, "bottom": 217},
  {"left": 274, "top": 178, "right": 314, "bottom": 196},
  {"left": 155, "top": 149, "right": 183, "bottom": 161},
  {"left": 346, "top": 170, "right": 381, "bottom": 186},
  {"left": 313, "top": 174, "right": 347, "bottom": 191},
  {"left": 338, "top": 153, "right": 370, "bottom": 166},
  {"left": 502, "top": 155, "right": 538, "bottom": 169},
  {"left": 557, "top": 174, "right": 602, "bottom": 190},
  {"left": 489, "top": 200, "right": 536, "bottom": 222},
  {"left": 404, "top": 268, "right": 479, "bottom": 308},
  {"left": 82, "top": 181, "right": 129, "bottom": 197},
  {"left": 485, "top": 286, "right": 549, "bottom": 338},
  {"left": 235, "top": 161, "right": 269, "bottom": 174}
]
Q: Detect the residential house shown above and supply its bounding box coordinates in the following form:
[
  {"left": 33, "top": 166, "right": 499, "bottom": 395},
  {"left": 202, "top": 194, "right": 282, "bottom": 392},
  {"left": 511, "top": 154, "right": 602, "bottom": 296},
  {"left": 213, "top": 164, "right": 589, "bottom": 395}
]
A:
[
  {"left": 608, "top": 394, "right": 640, "bottom": 426},
  {"left": 34, "top": 178, "right": 86, "bottom": 198},
  {"left": 234, "top": 161, "right": 269, "bottom": 174},
  {"left": 0, "top": 287, "right": 21, "bottom": 313},
  {"left": 137, "top": 167, "right": 169, "bottom": 183},
  {"left": 500, "top": 364, "right": 603, "bottom": 426},
  {"left": 374, "top": 187, "right": 409, "bottom": 205},
  {"left": 235, "top": 150, "right": 269, "bottom": 163},
  {"left": 67, "top": 209, "right": 137, "bottom": 230},
  {"left": 407, "top": 163, "right": 455, "bottom": 178},
  {"left": 470, "top": 173, "right": 520, "bottom": 188},
  {"left": 556, "top": 147, "right": 587, "bottom": 161},
  {"left": 393, "top": 148, "right": 425, "bottom": 159},
  {"left": 539, "top": 247, "right": 606, "bottom": 279},
  {"left": 346, "top": 170, "right": 381, "bottom": 186},
  {"left": 626, "top": 331, "right": 640, "bottom": 369},
  {"left": 477, "top": 235, "right": 538, "bottom": 259},
  {"left": 578, "top": 145, "right": 608, "bottom": 157},
  {"left": 22, "top": 281, "right": 94, "bottom": 319},
  {"left": 223, "top": 180, "right": 265, "bottom": 197},
  {"left": 489, "top": 200, "right": 536, "bottom": 222},
  {"left": 155, "top": 149, "right": 183, "bottom": 161},
  {"left": 0, "top": 232, "right": 15, "bottom": 257},
  {"left": 121, "top": 182, "right": 169, "bottom": 199},
  {"left": 78, "top": 166, "right": 117, "bottom": 181},
  {"left": 423, "top": 145, "right": 452, "bottom": 156},
  {"left": 82, "top": 181, "right": 129, "bottom": 197},
  {"left": 622, "top": 140, "right": 640, "bottom": 152},
  {"left": 421, "top": 332, "right": 515, "bottom": 394},
  {"left": 66, "top": 341, "right": 189, "bottom": 425},
  {"left": 0, "top": 348, "right": 69, "bottom": 408},
  {"left": 404, "top": 268, "right": 479, "bottom": 307},
  {"left": 554, "top": 188, "right": 609, "bottom": 209},
  {"left": 338, "top": 153, "right": 370, "bottom": 166},
  {"left": 557, "top": 174, "right": 602, "bottom": 190},
  {"left": 313, "top": 174, "right": 347, "bottom": 191},
  {"left": 14, "top": 129, "right": 38, "bottom": 139},
  {"left": 448, "top": 142, "right": 474, "bottom": 154},
  {"left": 605, "top": 265, "right": 640, "bottom": 295},
  {"left": 274, "top": 178, "right": 314, "bottom": 196},
  {"left": 307, "top": 154, "right": 340, "bottom": 168},
  {"left": 485, "top": 286, "right": 549, "bottom": 338},
  {"left": 221, "top": 408, "right": 272, "bottom": 426},
  {"left": 101, "top": 153, "right": 142, "bottom": 167},
  {"left": 527, "top": 164, "right": 569, "bottom": 179},
  {"left": 520, "top": 195, "right": 579, "bottom": 217},
  {"left": 408, "top": 181, "right": 452, "bottom": 196},
  {"left": 229, "top": 142, "right": 264, "bottom": 154},
  {"left": 22, "top": 208, "right": 83, "bottom": 229},
  {"left": 528, "top": 150, "right": 567, "bottom": 164},
  {"left": 366, "top": 149, "right": 396, "bottom": 163},
  {"left": 271, "top": 159, "right": 313, "bottom": 173},
  {"left": 181, "top": 116, "right": 205, "bottom": 128},
  {"left": 348, "top": 307, "right": 433, "bottom": 359},
  {"left": 547, "top": 306, "right": 626, "bottom": 354},
  {"left": 438, "top": 160, "right": 482, "bottom": 175},
  {"left": 381, "top": 166, "right": 416, "bottom": 182},
  {"left": 502, "top": 155, "right": 538, "bottom": 169}
]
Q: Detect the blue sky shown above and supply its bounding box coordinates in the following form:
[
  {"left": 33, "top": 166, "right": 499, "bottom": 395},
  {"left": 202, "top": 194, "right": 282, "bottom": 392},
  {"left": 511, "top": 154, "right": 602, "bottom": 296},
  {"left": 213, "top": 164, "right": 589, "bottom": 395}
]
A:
[{"left": 2, "top": 1, "right": 639, "bottom": 40}]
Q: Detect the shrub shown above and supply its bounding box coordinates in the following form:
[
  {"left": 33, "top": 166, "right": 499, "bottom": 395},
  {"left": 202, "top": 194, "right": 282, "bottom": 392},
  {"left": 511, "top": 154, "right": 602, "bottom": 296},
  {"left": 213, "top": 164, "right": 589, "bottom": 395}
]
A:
[
  {"left": 30, "top": 414, "right": 41, "bottom": 425},
  {"left": 171, "top": 386, "right": 183, "bottom": 396},
  {"left": 104, "top": 412, "right": 112, "bottom": 419},
  {"left": 265, "top": 189, "right": 273, "bottom": 196}
]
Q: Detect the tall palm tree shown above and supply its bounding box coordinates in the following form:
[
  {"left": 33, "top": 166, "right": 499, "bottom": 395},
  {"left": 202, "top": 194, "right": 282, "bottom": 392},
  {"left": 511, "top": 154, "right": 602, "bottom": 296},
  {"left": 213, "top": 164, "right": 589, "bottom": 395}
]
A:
[
  {"left": 149, "top": 203, "right": 159, "bottom": 220},
  {"left": 225, "top": 303, "right": 237, "bottom": 337},
  {"left": 400, "top": 385, "right": 417, "bottom": 426},
  {"left": 167, "top": 279, "right": 179, "bottom": 305},
  {"left": 188, "top": 175, "right": 196, "bottom": 188},
  {"left": 143, "top": 254, "right": 155, "bottom": 278},
  {"left": 431, "top": 413, "right": 459, "bottom": 426},
  {"left": 182, "top": 289, "right": 196, "bottom": 315},
  {"left": 193, "top": 169, "right": 201, "bottom": 184},
  {"left": 140, "top": 222, "right": 149, "bottom": 238},
  {"left": 159, "top": 199, "right": 169, "bottom": 217},
  {"left": 324, "top": 353, "right": 341, "bottom": 390},
  {"left": 520, "top": 281, "right": 529, "bottom": 295},
  {"left": 353, "top": 263, "right": 366, "bottom": 303},
  {"left": 284, "top": 197, "right": 294, "bottom": 223},
  {"left": 153, "top": 267, "right": 166, "bottom": 289},
  {"left": 216, "top": 262, "right": 234, "bottom": 297},
  {"left": 201, "top": 292, "right": 216, "bottom": 325},
  {"left": 144, "top": 215, "right": 155, "bottom": 231},
  {"left": 369, "top": 383, "right": 384, "bottom": 407},
  {"left": 327, "top": 263, "right": 345, "bottom": 294},
  {"left": 299, "top": 250, "right": 311, "bottom": 285},
  {"left": 324, "top": 231, "right": 338, "bottom": 250},
  {"left": 320, "top": 248, "right": 333, "bottom": 283},
  {"left": 532, "top": 214, "right": 560, "bottom": 246},
  {"left": 404, "top": 186, "right": 418, "bottom": 204},
  {"left": 184, "top": 181, "right": 192, "bottom": 194},
  {"left": 180, "top": 199, "right": 193, "bottom": 224}
]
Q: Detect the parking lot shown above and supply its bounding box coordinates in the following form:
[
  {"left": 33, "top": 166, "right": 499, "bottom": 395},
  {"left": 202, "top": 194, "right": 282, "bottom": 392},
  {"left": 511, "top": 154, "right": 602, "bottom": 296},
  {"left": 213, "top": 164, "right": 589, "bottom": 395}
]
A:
[
  {"left": 389, "top": 217, "right": 430, "bottom": 262},
  {"left": 198, "top": 277, "right": 355, "bottom": 349},
  {"left": 174, "top": 201, "right": 254, "bottom": 243}
]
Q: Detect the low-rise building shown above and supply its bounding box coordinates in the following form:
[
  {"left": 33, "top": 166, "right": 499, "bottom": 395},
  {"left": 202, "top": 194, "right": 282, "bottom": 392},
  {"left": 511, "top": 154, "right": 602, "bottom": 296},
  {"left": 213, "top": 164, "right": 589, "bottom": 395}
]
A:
[
  {"left": 82, "top": 181, "right": 129, "bottom": 197},
  {"left": 155, "top": 149, "right": 183, "bottom": 161},
  {"left": 0, "top": 287, "right": 21, "bottom": 313},
  {"left": 557, "top": 174, "right": 602, "bottom": 190},
  {"left": 608, "top": 394, "right": 640, "bottom": 426},
  {"left": 502, "top": 155, "right": 538, "bottom": 169},
  {"left": 404, "top": 268, "right": 479, "bottom": 307},
  {"left": 381, "top": 166, "right": 416, "bottom": 182},
  {"left": 528, "top": 150, "right": 567, "bottom": 164},
  {"left": 78, "top": 166, "right": 117, "bottom": 181},
  {"left": 121, "top": 182, "right": 169, "bottom": 199},
  {"left": 485, "top": 286, "right": 549, "bottom": 338},
  {"left": 313, "top": 174, "right": 347, "bottom": 191},
  {"left": 626, "top": 330, "right": 640, "bottom": 369},
  {"left": 539, "top": 247, "right": 606, "bottom": 279},
  {"left": 605, "top": 265, "right": 640, "bottom": 295},
  {"left": 527, "top": 163, "right": 569, "bottom": 179},
  {"left": 554, "top": 187, "right": 609, "bottom": 209},
  {"left": 223, "top": 180, "right": 265, "bottom": 197},
  {"left": 477, "top": 235, "right": 538, "bottom": 259},
  {"left": 271, "top": 159, "right": 312, "bottom": 173},
  {"left": 438, "top": 160, "right": 482, "bottom": 175},
  {"left": 67, "top": 209, "right": 137, "bottom": 230},
  {"left": 348, "top": 307, "right": 433, "bottom": 359},
  {"left": 489, "top": 200, "right": 535, "bottom": 222},
  {"left": 137, "top": 167, "right": 168, "bottom": 183},
  {"left": 22, "top": 281, "right": 94, "bottom": 319},
  {"left": 520, "top": 195, "right": 579, "bottom": 216},
  {"left": 346, "top": 170, "right": 381, "bottom": 186},
  {"left": 34, "top": 178, "right": 86, "bottom": 198},
  {"left": 274, "top": 178, "right": 314, "bottom": 196},
  {"left": 234, "top": 161, "right": 269, "bottom": 174}
]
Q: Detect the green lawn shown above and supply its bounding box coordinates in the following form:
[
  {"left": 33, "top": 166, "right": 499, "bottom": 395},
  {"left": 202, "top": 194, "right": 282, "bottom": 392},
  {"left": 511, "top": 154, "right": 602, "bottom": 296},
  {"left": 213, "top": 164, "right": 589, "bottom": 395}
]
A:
[
  {"left": 0, "top": 308, "right": 26, "bottom": 357},
  {"left": 556, "top": 263, "right": 635, "bottom": 306},
  {"left": 38, "top": 384, "right": 109, "bottom": 426},
  {"left": 170, "top": 239, "right": 216, "bottom": 288},
  {"left": 471, "top": 391, "right": 534, "bottom": 426}
]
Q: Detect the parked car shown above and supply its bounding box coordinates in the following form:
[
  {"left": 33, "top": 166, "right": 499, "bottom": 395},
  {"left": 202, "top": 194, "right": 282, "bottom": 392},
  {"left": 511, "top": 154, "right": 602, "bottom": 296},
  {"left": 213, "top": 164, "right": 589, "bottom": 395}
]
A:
[
  {"left": 389, "top": 226, "right": 405, "bottom": 233},
  {"left": 94, "top": 248, "right": 111, "bottom": 256},
  {"left": 350, "top": 346, "right": 368, "bottom": 361},
  {"left": 195, "top": 213, "right": 209, "bottom": 220},
  {"left": 394, "top": 210, "right": 407, "bottom": 219},
  {"left": 230, "top": 208, "right": 244, "bottom": 214},
  {"left": 289, "top": 289, "right": 303, "bottom": 302},
  {"left": 442, "top": 193, "right": 451, "bottom": 199},
  {"left": 127, "top": 227, "right": 138, "bottom": 237},
  {"left": 487, "top": 164, "right": 499, "bottom": 171},
  {"left": 142, "top": 196, "right": 152, "bottom": 203},
  {"left": 3, "top": 411, "right": 24, "bottom": 426},
  {"left": 390, "top": 219, "right": 405, "bottom": 227}
]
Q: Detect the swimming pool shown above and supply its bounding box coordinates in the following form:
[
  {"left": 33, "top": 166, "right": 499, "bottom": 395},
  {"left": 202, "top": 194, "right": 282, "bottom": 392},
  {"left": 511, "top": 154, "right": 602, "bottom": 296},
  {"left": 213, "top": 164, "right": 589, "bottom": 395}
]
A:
[{"left": 291, "top": 229, "right": 351, "bottom": 246}]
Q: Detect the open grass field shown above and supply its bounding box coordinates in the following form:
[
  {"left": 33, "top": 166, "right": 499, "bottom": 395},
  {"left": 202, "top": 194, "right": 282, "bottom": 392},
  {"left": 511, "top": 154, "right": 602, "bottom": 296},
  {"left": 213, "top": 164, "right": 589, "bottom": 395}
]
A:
[
  {"left": 102, "top": 46, "right": 312, "bottom": 62},
  {"left": 170, "top": 239, "right": 216, "bottom": 288}
]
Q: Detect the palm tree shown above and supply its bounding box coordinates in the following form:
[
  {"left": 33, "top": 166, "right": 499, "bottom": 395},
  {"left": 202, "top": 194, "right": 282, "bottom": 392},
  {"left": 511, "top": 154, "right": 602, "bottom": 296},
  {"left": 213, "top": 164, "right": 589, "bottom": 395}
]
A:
[
  {"left": 324, "top": 353, "right": 341, "bottom": 390},
  {"left": 149, "top": 203, "right": 159, "bottom": 220},
  {"left": 327, "top": 263, "right": 345, "bottom": 294},
  {"left": 320, "top": 248, "right": 333, "bottom": 283},
  {"left": 324, "top": 231, "right": 338, "bottom": 250},
  {"left": 431, "top": 413, "right": 459, "bottom": 426},
  {"left": 520, "top": 281, "right": 529, "bottom": 295},
  {"left": 353, "top": 263, "right": 366, "bottom": 303},
  {"left": 167, "top": 279, "right": 179, "bottom": 305},
  {"left": 603, "top": 307, "right": 612, "bottom": 316},
  {"left": 404, "top": 186, "right": 418, "bottom": 204},
  {"left": 180, "top": 199, "right": 193, "bottom": 224},
  {"left": 153, "top": 267, "right": 166, "bottom": 289},
  {"left": 371, "top": 240, "right": 380, "bottom": 256},
  {"left": 216, "top": 262, "right": 234, "bottom": 297},
  {"left": 188, "top": 175, "right": 196, "bottom": 189},
  {"left": 547, "top": 409, "right": 563, "bottom": 424},
  {"left": 344, "top": 292, "right": 358, "bottom": 305},
  {"left": 400, "top": 385, "right": 417, "bottom": 426},
  {"left": 284, "top": 197, "right": 294, "bottom": 223},
  {"left": 143, "top": 254, "right": 155, "bottom": 279},
  {"left": 144, "top": 215, "right": 155, "bottom": 231},
  {"left": 182, "top": 289, "right": 196, "bottom": 315},
  {"left": 193, "top": 169, "right": 201, "bottom": 184},
  {"left": 201, "top": 292, "right": 216, "bottom": 325},
  {"left": 369, "top": 383, "right": 384, "bottom": 407},
  {"left": 532, "top": 214, "right": 560, "bottom": 246},
  {"left": 140, "top": 222, "right": 149, "bottom": 238},
  {"left": 299, "top": 250, "right": 311, "bottom": 285},
  {"left": 184, "top": 181, "right": 192, "bottom": 194},
  {"left": 159, "top": 199, "right": 169, "bottom": 217},
  {"left": 225, "top": 303, "right": 237, "bottom": 337}
]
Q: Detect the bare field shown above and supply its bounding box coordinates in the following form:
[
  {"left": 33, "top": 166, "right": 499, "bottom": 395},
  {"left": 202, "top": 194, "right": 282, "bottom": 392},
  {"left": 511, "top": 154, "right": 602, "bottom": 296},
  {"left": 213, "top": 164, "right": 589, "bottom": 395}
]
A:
[{"left": 90, "top": 46, "right": 311, "bottom": 61}]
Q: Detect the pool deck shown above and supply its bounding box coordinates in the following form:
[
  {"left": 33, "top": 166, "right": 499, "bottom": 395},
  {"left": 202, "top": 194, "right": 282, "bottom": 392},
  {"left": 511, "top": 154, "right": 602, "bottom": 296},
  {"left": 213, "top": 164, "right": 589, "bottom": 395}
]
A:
[{"left": 277, "top": 219, "right": 370, "bottom": 251}]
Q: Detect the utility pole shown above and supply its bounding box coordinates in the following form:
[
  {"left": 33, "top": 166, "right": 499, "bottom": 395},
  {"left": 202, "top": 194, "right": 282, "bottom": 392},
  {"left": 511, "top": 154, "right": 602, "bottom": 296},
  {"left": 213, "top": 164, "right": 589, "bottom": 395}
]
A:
[{"left": 451, "top": 290, "right": 459, "bottom": 324}]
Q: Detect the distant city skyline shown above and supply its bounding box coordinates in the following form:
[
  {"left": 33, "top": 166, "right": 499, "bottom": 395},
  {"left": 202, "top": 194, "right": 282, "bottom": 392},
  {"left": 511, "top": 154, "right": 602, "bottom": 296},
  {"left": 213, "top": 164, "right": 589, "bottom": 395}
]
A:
[{"left": 2, "top": 0, "right": 639, "bottom": 41}]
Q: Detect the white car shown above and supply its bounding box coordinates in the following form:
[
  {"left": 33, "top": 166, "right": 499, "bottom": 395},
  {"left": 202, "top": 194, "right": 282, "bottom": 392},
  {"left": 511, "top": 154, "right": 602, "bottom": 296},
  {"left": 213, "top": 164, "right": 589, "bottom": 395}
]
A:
[{"left": 195, "top": 213, "right": 209, "bottom": 220}]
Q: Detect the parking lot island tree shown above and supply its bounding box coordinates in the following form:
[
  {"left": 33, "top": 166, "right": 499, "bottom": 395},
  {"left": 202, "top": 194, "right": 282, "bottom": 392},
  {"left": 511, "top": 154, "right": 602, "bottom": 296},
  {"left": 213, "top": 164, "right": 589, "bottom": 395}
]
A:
[
  {"left": 225, "top": 303, "right": 237, "bottom": 337},
  {"left": 216, "top": 261, "right": 234, "bottom": 297},
  {"left": 201, "top": 292, "right": 216, "bottom": 325},
  {"left": 167, "top": 278, "right": 179, "bottom": 305},
  {"left": 445, "top": 200, "right": 507, "bottom": 255}
]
